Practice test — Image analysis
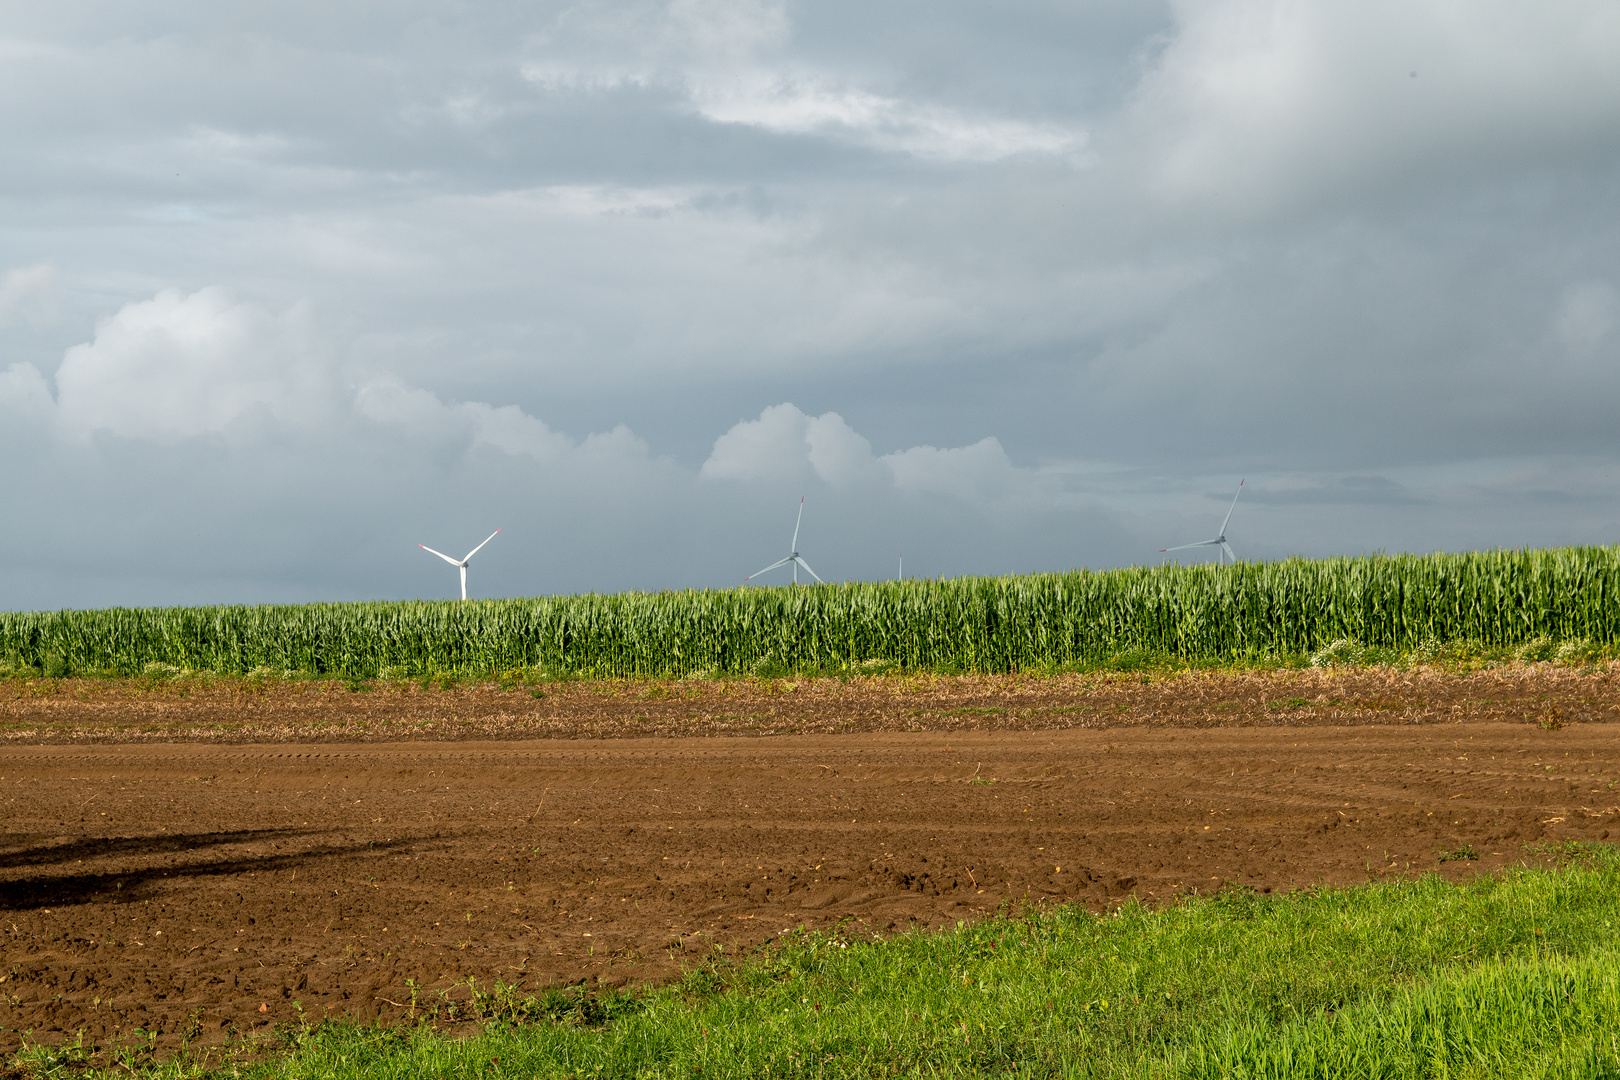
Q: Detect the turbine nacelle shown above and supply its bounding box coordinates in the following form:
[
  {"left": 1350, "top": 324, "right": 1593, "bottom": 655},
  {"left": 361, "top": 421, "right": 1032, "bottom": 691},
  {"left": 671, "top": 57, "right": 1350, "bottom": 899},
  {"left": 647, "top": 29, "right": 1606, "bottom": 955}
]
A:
[
  {"left": 419, "top": 528, "right": 501, "bottom": 600},
  {"left": 1160, "top": 480, "right": 1244, "bottom": 566},
  {"left": 744, "top": 497, "right": 823, "bottom": 586}
]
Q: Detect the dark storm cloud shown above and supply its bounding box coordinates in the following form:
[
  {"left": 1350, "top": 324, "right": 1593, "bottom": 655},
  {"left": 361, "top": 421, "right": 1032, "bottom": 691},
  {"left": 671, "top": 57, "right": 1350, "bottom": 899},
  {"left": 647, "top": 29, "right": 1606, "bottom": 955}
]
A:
[{"left": 2, "top": 1, "right": 1619, "bottom": 609}]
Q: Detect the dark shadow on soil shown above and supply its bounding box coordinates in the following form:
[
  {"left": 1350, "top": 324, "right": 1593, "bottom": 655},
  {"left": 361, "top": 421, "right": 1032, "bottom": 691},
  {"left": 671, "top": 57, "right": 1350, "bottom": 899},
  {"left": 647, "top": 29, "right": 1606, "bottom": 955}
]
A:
[
  {"left": 0, "top": 827, "right": 325, "bottom": 871},
  {"left": 0, "top": 835, "right": 416, "bottom": 911}
]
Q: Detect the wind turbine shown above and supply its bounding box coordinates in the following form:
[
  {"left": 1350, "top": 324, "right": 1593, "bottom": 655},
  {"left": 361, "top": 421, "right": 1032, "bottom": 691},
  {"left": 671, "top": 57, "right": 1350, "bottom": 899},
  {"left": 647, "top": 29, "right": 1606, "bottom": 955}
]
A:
[
  {"left": 1160, "top": 480, "right": 1244, "bottom": 566},
  {"left": 744, "top": 498, "right": 823, "bottom": 585},
  {"left": 419, "top": 528, "right": 501, "bottom": 600}
]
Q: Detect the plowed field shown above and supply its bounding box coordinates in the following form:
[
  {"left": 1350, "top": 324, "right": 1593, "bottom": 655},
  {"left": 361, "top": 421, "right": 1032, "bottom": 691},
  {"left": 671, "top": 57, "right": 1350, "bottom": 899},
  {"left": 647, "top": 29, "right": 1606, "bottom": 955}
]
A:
[{"left": 2, "top": 666, "right": 1618, "bottom": 1057}]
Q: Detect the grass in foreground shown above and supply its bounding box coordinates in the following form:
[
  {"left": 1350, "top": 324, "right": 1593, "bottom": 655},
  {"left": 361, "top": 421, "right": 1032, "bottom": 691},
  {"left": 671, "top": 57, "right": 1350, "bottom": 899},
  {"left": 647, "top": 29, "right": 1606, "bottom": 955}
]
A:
[{"left": 15, "top": 844, "right": 1620, "bottom": 1079}]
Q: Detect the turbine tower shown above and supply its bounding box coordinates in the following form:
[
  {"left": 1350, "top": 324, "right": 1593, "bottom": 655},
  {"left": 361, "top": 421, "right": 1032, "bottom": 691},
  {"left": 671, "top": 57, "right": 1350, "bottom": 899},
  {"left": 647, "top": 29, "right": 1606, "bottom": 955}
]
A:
[
  {"left": 1160, "top": 480, "right": 1244, "bottom": 566},
  {"left": 744, "top": 498, "right": 823, "bottom": 585},
  {"left": 419, "top": 528, "right": 501, "bottom": 600}
]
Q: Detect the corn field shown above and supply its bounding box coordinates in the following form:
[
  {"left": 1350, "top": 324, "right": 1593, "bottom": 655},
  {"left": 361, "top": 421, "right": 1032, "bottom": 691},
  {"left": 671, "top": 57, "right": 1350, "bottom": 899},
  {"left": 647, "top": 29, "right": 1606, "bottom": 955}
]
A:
[{"left": 2, "top": 545, "right": 1618, "bottom": 679}]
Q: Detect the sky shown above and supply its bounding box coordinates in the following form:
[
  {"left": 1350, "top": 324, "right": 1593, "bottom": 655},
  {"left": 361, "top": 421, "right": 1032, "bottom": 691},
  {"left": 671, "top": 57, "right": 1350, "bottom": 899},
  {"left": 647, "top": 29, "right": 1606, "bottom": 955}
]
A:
[{"left": 3, "top": 0, "right": 1620, "bottom": 609}]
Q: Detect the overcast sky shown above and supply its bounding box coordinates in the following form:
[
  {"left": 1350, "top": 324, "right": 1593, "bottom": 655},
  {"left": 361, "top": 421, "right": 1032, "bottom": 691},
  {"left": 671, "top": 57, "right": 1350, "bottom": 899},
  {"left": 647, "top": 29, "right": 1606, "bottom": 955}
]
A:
[{"left": 3, "top": 1, "right": 1620, "bottom": 609}]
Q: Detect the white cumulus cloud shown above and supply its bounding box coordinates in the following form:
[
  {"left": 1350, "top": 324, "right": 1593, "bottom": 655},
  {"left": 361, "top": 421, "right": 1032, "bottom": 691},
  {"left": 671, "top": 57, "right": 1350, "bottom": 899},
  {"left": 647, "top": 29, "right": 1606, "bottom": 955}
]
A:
[
  {"left": 804, "top": 410, "right": 878, "bottom": 487},
  {"left": 0, "top": 361, "right": 54, "bottom": 420},
  {"left": 700, "top": 401, "right": 814, "bottom": 482},
  {"left": 702, "top": 402, "right": 1059, "bottom": 508},
  {"left": 883, "top": 437, "right": 1053, "bottom": 504},
  {"left": 355, "top": 376, "right": 651, "bottom": 469},
  {"left": 53, "top": 287, "right": 334, "bottom": 441}
]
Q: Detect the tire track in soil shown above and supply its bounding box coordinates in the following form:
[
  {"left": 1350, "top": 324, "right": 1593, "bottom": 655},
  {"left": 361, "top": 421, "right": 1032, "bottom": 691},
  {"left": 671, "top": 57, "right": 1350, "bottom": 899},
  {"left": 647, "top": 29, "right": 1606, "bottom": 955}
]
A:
[{"left": 0, "top": 672, "right": 1617, "bottom": 1057}]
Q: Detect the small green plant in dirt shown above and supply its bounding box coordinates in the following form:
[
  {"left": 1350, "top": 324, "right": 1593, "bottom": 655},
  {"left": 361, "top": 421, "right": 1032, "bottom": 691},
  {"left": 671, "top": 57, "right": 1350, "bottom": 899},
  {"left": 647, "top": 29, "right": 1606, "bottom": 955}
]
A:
[
  {"left": 1555, "top": 639, "right": 1606, "bottom": 666},
  {"left": 1517, "top": 636, "right": 1560, "bottom": 663},
  {"left": 23, "top": 844, "right": 1620, "bottom": 1080},
  {"left": 402, "top": 978, "right": 638, "bottom": 1029}
]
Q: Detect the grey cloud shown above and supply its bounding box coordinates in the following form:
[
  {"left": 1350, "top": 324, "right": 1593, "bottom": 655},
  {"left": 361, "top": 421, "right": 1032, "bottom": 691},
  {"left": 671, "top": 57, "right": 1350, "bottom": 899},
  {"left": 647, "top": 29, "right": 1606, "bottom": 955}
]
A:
[
  {"left": 1127, "top": 1, "right": 1620, "bottom": 218},
  {"left": 2, "top": 1, "right": 1620, "bottom": 609},
  {"left": 0, "top": 288, "right": 1139, "bottom": 607},
  {"left": 0, "top": 262, "right": 59, "bottom": 326},
  {"left": 1244, "top": 476, "right": 1427, "bottom": 507}
]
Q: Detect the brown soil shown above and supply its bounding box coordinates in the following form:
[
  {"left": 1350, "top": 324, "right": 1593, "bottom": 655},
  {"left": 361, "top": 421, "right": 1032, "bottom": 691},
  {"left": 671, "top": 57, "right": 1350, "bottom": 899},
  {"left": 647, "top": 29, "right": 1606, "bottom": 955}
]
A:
[
  {"left": 1, "top": 666, "right": 1617, "bottom": 1060},
  {"left": 3, "top": 664, "right": 1618, "bottom": 744}
]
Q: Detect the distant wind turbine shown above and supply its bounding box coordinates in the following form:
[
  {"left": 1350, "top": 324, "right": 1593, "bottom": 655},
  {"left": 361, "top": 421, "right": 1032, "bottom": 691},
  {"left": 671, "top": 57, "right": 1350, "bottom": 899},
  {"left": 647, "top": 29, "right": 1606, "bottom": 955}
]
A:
[
  {"left": 744, "top": 498, "right": 823, "bottom": 585},
  {"left": 419, "top": 528, "right": 501, "bottom": 600},
  {"left": 1160, "top": 480, "right": 1244, "bottom": 566}
]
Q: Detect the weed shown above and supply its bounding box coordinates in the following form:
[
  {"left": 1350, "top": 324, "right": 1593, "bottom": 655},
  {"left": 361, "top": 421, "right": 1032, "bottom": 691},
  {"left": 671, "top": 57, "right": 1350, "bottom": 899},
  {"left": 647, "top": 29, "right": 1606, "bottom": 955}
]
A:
[{"left": 58, "top": 849, "right": 1620, "bottom": 1079}]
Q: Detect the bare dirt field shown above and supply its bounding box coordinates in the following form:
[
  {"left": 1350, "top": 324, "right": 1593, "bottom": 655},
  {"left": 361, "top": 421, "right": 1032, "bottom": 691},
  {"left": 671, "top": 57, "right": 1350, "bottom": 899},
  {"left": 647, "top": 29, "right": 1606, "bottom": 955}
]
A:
[{"left": 2, "top": 666, "right": 1618, "bottom": 1057}]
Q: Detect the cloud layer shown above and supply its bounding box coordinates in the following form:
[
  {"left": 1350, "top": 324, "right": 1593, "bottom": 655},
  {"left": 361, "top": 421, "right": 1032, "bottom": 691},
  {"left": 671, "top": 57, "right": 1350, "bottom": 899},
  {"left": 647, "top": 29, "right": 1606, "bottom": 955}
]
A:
[{"left": 2, "top": 1, "right": 1619, "bottom": 608}]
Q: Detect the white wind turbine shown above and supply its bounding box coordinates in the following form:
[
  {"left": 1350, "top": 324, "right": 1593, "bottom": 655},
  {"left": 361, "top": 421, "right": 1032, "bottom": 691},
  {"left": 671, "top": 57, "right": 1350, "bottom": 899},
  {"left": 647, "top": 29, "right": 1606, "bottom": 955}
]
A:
[
  {"left": 1161, "top": 480, "right": 1244, "bottom": 566},
  {"left": 744, "top": 498, "right": 823, "bottom": 585},
  {"left": 419, "top": 528, "right": 501, "bottom": 600}
]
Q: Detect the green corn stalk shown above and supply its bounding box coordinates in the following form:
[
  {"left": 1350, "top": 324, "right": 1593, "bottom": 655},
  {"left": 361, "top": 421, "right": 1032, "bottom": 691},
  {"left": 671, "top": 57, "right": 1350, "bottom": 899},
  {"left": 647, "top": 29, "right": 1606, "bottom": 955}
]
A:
[{"left": 1, "top": 545, "right": 1617, "bottom": 679}]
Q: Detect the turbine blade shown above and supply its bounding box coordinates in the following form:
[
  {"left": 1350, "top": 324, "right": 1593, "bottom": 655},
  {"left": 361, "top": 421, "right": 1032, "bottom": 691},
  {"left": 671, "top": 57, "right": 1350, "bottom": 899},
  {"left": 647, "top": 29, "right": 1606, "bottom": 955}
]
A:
[
  {"left": 462, "top": 527, "right": 501, "bottom": 562},
  {"left": 795, "top": 556, "right": 823, "bottom": 583},
  {"left": 1160, "top": 540, "right": 1221, "bottom": 553},
  {"left": 1221, "top": 540, "right": 1238, "bottom": 564},
  {"left": 1219, "top": 479, "right": 1244, "bottom": 537},
  {"left": 791, "top": 497, "right": 804, "bottom": 552},
  {"left": 420, "top": 545, "right": 462, "bottom": 567},
  {"left": 460, "top": 564, "right": 468, "bottom": 601},
  {"left": 744, "top": 556, "right": 793, "bottom": 581}
]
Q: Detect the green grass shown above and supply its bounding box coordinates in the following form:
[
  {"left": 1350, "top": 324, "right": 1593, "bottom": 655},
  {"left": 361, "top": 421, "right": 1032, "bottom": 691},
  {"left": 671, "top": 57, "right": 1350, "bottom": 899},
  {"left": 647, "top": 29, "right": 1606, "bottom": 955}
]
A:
[
  {"left": 3, "top": 544, "right": 1620, "bottom": 680},
  {"left": 17, "top": 845, "right": 1620, "bottom": 1079}
]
